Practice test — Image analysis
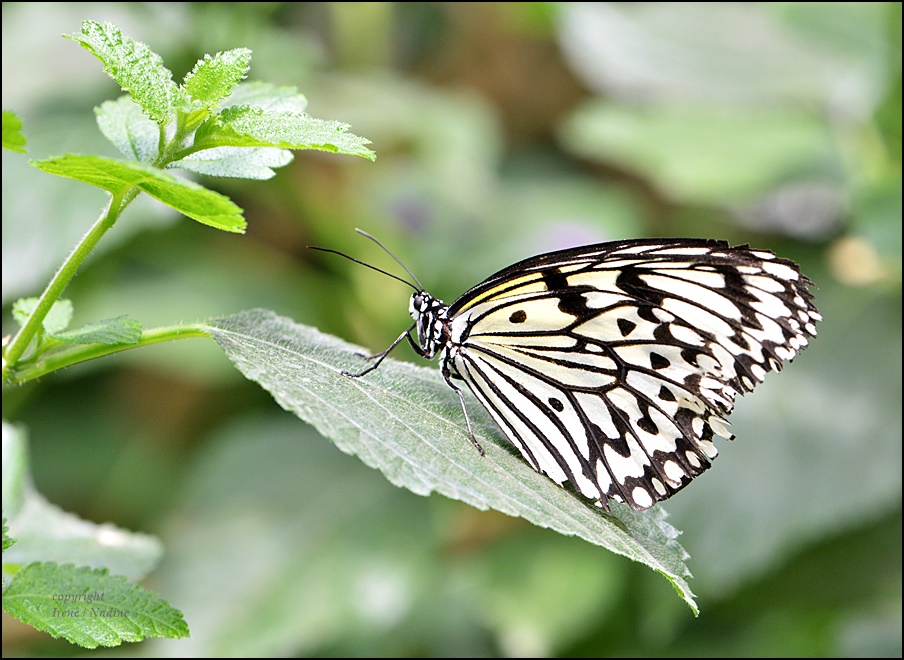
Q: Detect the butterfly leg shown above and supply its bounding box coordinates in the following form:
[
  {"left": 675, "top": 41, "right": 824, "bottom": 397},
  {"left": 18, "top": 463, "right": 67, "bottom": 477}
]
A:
[
  {"left": 441, "top": 364, "right": 486, "bottom": 457},
  {"left": 343, "top": 323, "right": 417, "bottom": 378}
]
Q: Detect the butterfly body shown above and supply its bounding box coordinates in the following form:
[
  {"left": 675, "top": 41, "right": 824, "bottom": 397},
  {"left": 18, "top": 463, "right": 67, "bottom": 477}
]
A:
[{"left": 316, "top": 234, "right": 819, "bottom": 511}]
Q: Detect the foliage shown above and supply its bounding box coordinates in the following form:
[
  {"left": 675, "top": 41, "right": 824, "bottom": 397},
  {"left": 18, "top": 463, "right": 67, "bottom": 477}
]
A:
[
  {"left": 2, "top": 4, "right": 901, "bottom": 658},
  {"left": 2, "top": 19, "right": 371, "bottom": 648}
]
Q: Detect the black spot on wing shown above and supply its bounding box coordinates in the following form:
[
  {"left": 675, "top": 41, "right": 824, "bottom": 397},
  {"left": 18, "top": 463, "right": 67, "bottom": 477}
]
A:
[
  {"left": 541, "top": 268, "right": 569, "bottom": 291},
  {"left": 637, "top": 415, "right": 658, "bottom": 435},
  {"left": 680, "top": 348, "right": 705, "bottom": 367},
  {"left": 616, "top": 267, "right": 665, "bottom": 306},
  {"left": 636, "top": 398, "right": 659, "bottom": 435},
  {"left": 650, "top": 352, "right": 670, "bottom": 370},
  {"left": 617, "top": 318, "right": 637, "bottom": 337},
  {"left": 597, "top": 411, "right": 632, "bottom": 458},
  {"left": 542, "top": 268, "right": 592, "bottom": 317},
  {"left": 637, "top": 305, "right": 661, "bottom": 325}
]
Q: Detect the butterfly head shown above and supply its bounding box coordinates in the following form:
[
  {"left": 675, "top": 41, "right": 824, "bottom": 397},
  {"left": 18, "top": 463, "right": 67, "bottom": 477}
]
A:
[{"left": 410, "top": 291, "right": 449, "bottom": 359}]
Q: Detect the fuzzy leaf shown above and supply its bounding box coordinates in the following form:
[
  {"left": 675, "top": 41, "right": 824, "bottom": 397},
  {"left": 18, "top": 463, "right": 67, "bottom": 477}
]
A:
[
  {"left": 65, "top": 21, "right": 177, "bottom": 123},
  {"left": 183, "top": 48, "right": 252, "bottom": 106},
  {"left": 206, "top": 309, "right": 699, "bottom": 613},
  {"left": 95, "top": 97, "right": 160, "bottom": 162},
  {"left": 195, "top": 106, "right": 375, "bottom": 160},
  {"left": 172, "top": 146, "right": 292, "bottom": 179},
  {"left": 51, "top": 315, "right": 143, "bottom": 345},
  {"left": 12, "top": 298, "right": 73, "bottom": 335}
]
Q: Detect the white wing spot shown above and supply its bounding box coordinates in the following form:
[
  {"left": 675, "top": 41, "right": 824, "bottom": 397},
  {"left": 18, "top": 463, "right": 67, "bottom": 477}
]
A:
[
  {"left": 710, "top": 417, "right": 732, "bottom": 439},
  {"left": 762, "top": 260, "right": 798, "bottom": 280},
  {"left": 691, "top": 416, "right": 705, "bottom": 437},
  {"left": 669, "top": 324, "right": 705, "bottom": 346},
  {"left": 595, "top": 458, "right": 612, "bottom": 493},
  {"left": 663, "top": 460, "right": 685, "bottom": 483},
  {"left": 632, "top": 487, "right": 654, "bottom": 509},
  {"left": 603, "top": 443, "right": 647, "bottom": 480},
  {"left": 699, "top": 439, "right": 719, "bottom": 458}
]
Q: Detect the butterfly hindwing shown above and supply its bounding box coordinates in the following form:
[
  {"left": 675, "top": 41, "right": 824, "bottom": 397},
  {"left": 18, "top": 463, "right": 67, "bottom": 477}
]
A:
[{"left": 441, "top": 239, "right": 819, "bottom": 510}]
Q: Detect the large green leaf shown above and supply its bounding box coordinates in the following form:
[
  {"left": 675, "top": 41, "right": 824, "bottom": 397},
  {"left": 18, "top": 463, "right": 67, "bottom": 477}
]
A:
[
  {"left": 206, "top": 309, "right": 699, "bottom": 613},
  {"left": 31, "top": 155, "right": 246, "bottom": 233},
  {"left": 2, "top": 563, "right": 188, "bottom": 648}
]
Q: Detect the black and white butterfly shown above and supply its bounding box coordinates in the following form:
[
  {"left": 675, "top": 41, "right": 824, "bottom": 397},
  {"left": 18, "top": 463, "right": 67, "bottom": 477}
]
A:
[{"left": 313, "top": 232, "right": 819, "bottom": 511}]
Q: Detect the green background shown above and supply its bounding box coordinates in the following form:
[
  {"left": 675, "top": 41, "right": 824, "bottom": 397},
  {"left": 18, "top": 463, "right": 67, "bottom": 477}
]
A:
[{"left": 2, "top": 2, "right": 901, "bottom": 657}]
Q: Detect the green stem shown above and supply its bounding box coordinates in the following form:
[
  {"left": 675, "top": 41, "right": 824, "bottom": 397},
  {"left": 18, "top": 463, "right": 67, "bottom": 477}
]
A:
[
  {"left": 2, "top": 188, "right": 138, "bottom": 381},
  {"left": 6, "top": 324, "right": 212, "bottom": 384}
]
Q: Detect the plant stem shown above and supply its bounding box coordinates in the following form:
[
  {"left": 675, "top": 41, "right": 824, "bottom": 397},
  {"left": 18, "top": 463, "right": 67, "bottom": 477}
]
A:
[
  {"left": 6, "top": 324, "right": 213, "bottom": 384},
  {"left": 2, "top": 188, "right": 138, "bottom": 382}
]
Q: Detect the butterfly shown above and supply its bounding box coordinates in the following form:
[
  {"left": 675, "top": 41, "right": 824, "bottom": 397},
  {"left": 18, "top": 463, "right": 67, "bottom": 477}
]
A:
[{"left": 312, "top": 231, "right": 820, "bottom": 511}]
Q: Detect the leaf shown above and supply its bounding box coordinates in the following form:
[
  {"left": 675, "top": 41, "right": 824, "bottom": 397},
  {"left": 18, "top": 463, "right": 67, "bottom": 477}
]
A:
[
  {"left": 64, "top": 21, "right": 177, "bottom": 124},
  {"left": 206, "top": 309, "right": 699, "bottom": 613},
  {"left": 95, "top": 97, "right": 160, "bottom": 162},
  {"left": 2, "top": 518, "right": 14, "bottom": 552},
  {"left": 31, "top": 154, "right": 246, "bottom": 233},
  {"left": 2, "top": 110, "right": 27, "bottom": 153},
  {"left": 172, "top": 146, "right": 293, "bottom": 180},
  {"left": 12, "top": 298, "right": 73, "bottom": 335},
  {"left": 2, "top": 421, "right": 163, "bottom": 579},
  {"left": 144, "top": 418, "right": 435, "bottom": 656},
  {"left": 560, "top": 100, "right": 836, "bottom": 204},
  {"left": 558, "top": 3, "right": 888, "bottom": 114},
  {"left": 50, "top": 315, "right": 143, "bottom": 345},
  {"left": 196, "top": 106, "right": 376, "bottom": 160},
  {"left": 2, "top": 422, "right": 29, "bottom": 517},
  {"left": 2, "top": 563, "right": 189, "bottom": 648},
  {"left": 3, "top": 494, "right": 163, "bottom": 580},
  {"left": 183, "top": 48, "right": 252, "bottom": 106}
]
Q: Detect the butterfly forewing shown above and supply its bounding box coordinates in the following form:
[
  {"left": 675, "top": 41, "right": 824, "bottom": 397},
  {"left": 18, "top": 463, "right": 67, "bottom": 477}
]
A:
[{"left": 440, "top": 239, "right": 819, "bottom": 510}]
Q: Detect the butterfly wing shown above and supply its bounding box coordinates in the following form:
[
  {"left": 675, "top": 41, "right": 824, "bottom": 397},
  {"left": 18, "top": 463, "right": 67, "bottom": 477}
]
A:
[{"left": 443, "top": 239, "right": 820, "bottom": 510}]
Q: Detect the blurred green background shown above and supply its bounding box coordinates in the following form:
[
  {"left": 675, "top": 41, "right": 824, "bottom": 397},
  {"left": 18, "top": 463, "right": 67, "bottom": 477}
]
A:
[{"left": 2, "top": 2, "right": 900, "bottom": 657}]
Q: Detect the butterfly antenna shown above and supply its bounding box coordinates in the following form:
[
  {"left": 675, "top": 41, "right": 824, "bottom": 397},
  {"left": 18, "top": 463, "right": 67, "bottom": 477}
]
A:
[
  {"left": 354, "top": 228, "right": 426, "bottom": 291},
  {"left": 307, "top": 246, "right": 418, "bottom": 291}
]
